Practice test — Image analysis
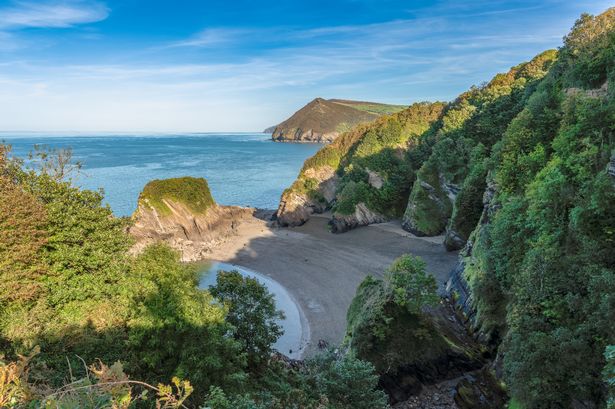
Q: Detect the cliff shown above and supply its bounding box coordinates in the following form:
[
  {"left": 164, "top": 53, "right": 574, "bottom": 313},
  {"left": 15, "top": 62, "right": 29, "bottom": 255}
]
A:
[
  {"left": 274, "top": 102, "right": 446, "bottom": 228},
  {"left": 276, "top": 50, "right": 557, "bottom": 234},
  {"left": 275, "top": 10, "right": 615, "bottom": 406},
  {"left": 129, "top": 177, "right": 253, "bottom": 261},
  {"left": 271, "top": 98, "right": 406, "bottom": 143}
]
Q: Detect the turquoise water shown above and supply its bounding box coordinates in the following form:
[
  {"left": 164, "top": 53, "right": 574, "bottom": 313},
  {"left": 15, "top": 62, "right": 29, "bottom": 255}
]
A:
[
  {"left": 2, "top": 132, "right": 321, "bottom": 216},
  {"left": 199, "top": 262, "right": 308, "bottom": 359}
]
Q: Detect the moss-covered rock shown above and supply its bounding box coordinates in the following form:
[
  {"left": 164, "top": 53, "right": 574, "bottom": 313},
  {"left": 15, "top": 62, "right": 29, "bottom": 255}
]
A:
[
  {"left": 346, "top": 257, "right": 486, "bottom": 403},
  {"left": 402, "top": 159, "right": 453, "bottom": 236},
  {"left": 139, "top": 177, "right": 215, "bottom": 216}
]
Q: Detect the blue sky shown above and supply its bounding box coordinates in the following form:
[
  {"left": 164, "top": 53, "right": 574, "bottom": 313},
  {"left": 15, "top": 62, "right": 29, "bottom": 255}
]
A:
[{"left": 0, "top": 0, "right": 611, "bottom": 132}]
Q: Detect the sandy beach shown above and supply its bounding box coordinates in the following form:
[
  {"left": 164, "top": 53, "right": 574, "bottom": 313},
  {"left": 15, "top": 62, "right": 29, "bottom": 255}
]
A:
[{"left": 207, "top": 213, "right": 459, "bottom": 357}]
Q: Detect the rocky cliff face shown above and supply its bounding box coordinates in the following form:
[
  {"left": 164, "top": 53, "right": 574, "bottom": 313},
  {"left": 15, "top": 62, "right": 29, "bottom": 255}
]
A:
[
  {"left": 272, "top": 98, "right": 404, "bottom": 143},
  {"left": 445, "top": 177, "right": 501, "bottom": 346},
  {"left": 129, "top": 177, "right": 253, "bottom": 261},
  {"left": 275, "top": 165, "right": 339, "bottom": 226}
]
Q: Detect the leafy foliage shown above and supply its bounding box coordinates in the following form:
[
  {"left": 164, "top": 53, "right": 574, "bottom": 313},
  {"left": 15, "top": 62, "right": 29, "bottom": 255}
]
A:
[
  {"left": 285, "top": 102, "right": 446, "bottom": 218},
  {"left": 1, "top": 349, "right": 194, "bottom": 409},
  {"left": 202, "top": 351, "right": 388, "bottom": 409},
  {"left": 209, "top": 271, "right": 284, "bottom": 369},
  {"left": 0, "top": 147, "right": 246, "bottom": 404},
  {"left": 458, "top": 9, "right": 615, "bottom": 407}
]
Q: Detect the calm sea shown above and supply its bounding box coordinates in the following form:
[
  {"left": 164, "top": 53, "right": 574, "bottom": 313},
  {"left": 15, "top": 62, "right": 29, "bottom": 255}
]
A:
[{"left": 2, "top": 133, "right": 321, "bottom": 216}]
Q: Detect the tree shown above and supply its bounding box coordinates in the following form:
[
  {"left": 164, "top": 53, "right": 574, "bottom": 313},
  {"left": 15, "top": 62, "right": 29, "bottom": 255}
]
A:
[
  {"left": 385, "top": 255, "right": 438, "bottom": 314},
  {"left": 303, "top": 350, "right": 389, "bottom": 409},
  {"left": 209, "top": 271, "right": 284, "bottom": 369}
]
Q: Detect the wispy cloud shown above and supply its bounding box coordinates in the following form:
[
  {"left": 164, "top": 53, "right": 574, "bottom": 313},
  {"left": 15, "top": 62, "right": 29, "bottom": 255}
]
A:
[
  {"left": 0, "top": 1, "right": 610, "bottom": 131},
  {"left": 0, "top": 0, "right": 109, "bottom": 30},
  {"left": 166, "top": 28, "right": 252, "bottom": 48}
]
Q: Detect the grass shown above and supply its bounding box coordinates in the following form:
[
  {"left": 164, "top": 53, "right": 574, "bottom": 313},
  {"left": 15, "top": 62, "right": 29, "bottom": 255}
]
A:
[
  {"left": 139, "top": 177, "right": 215, "bottom": 215},
  {"left": 331, "top": 100, "right": 408, "bottom": 115},
  {"left": 350, "top": 103, "right": 408, "bottom": 115},
  {"left": 508, "top": 399, "right": 523, "bottom": 409}
]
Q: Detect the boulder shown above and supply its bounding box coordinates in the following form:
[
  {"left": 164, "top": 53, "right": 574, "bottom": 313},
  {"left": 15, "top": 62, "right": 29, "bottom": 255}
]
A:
[{"left": 329, "top": 202, "right": 387, "bottom": 233}]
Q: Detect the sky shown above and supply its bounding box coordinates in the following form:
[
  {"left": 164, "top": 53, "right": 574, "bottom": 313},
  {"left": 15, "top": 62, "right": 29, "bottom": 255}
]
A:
[{"left": 0, "top": 0, "right": 611, "bottom": 132}]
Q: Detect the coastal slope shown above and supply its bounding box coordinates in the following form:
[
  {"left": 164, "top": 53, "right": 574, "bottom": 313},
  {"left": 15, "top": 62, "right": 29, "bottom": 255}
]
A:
[{"left": 271, "top": 98, "right": 406, "bottom": 143}]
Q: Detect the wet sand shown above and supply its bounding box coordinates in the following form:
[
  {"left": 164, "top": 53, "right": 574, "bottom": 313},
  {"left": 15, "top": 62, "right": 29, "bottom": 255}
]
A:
[{"left": 207, "top": 213, "right": 459, "bottom": 357}]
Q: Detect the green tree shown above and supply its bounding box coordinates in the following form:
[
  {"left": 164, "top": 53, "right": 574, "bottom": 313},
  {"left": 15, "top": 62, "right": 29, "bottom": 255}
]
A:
[
  {"left": 303, "top": 350, "right": 389, "bottom": 409},
  {"left": 210, "top": 271, "right": 284, "bottom": 369}
]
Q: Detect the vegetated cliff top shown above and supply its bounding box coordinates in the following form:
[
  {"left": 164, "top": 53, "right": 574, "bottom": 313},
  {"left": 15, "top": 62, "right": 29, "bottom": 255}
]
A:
[
  {"left": 138, "top": 176, "right": 215, "bottom": 215},
  {"left": 271, "top": 98, "right": 407, "bottom": 139}
]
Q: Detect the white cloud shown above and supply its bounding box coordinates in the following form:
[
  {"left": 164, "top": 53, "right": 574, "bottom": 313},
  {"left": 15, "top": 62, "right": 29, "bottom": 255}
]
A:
[
  {"left": 0, "top": 1, "right": 604, "bottom": 131},
  {"left": 0, "top": 0, "right": 109, "bottom": 29},
  {"left": 165, "top": 28, "right": 251, "bottom": 48}
]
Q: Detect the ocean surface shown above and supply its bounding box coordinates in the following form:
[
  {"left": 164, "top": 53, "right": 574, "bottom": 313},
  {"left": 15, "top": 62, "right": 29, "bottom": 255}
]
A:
[{"left": 2, "top": 132, "right": 321, "bottom": 216}]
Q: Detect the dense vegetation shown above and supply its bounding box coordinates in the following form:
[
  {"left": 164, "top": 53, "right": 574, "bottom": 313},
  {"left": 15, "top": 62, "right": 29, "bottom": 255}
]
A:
[
  {"left": 139, "top": 176, "right": 216, "bottom": 215},
  {"left": 345, "top": 255, "right": 442, "bottom": 372},
  {"left": 1, "top": 6, "right": 614, "bottom": 409},
  {"left": 460, "top": 9, "right": 615, "bottom": 407},
  {"left": 284, "top": 101, "right": 446, "bottom": 217},
  {"left": 0, "top": 146, "right": 386, "bottom": 408},
  {"left": 283, "top": 7, "right": 615, "bottom": 408}
]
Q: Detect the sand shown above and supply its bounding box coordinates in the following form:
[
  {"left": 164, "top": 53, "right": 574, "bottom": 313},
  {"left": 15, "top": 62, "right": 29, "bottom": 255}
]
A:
[{"left": 207, "top": 213, "right": 459, "bottom": 357}]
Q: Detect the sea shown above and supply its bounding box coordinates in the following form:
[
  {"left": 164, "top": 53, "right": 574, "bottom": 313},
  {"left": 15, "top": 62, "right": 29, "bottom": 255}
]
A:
[{"left": 1, "top": 132, "right": 321, "bottom": 216}]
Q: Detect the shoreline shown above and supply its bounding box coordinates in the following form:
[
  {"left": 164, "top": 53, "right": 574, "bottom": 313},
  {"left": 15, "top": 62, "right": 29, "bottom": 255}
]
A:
[{"left": 205, "top": 213, "right": 459, "bottom": 357}]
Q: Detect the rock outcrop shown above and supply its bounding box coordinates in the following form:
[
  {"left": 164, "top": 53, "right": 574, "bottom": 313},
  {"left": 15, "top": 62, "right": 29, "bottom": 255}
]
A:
[
  {"left": 329, "top": 202, "right": 387, "bottom": 233},
  {"left": 402, "top": 169, "right": 454, "bottom": 237},
  {"left": 272, "top": 98, "right": 405, "bottom": 143},
  {"left": 129, "top": 177, "right": 253, "bottom": 262},
  {"left": 347, "top": 273, "right": 487, "bottom": 405},
  {"left": 445, "top": 177, "right": 502, "bottom": 345},
  {"left": 275, "top": 165, "right": 339, "bottom": 226}
]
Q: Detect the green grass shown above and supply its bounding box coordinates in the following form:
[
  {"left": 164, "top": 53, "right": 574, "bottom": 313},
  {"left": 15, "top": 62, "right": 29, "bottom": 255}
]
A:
[
  {"left": 139, "top": 176, "right": 215, "bottom": 215},
  {"left": 350, "top": 103, "right": 408, "bottom": 115},
  {"left": 507, "top": 398, "right": 523, "bottom": 409},
  {"left": 331, "top": 100, "right": 408, "bottom": 115}
]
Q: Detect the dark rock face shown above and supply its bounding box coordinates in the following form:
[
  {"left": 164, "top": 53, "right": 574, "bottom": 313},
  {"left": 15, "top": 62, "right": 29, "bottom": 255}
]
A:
[
  {"left": 348, "top": 282, "right": 487, "bottom": 405},
  {"left": 445, "top": 262, "right": 474, "bottom": 321},
  {"left": 381, "top": 348, "right": 485, "bottom": 404},
  {"left": 454, "top": 368, "right": 507, "bottom": 409},
  {"left": 443, "top": 228, "right": 466, "bottom": 251}
]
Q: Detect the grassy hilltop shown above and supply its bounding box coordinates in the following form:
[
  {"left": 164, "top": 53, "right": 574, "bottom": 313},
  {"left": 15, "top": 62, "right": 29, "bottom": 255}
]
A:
[
  {"left": 139, "top": 176, "right": 216, "bottom": 215},
  {"left": 271, "top": 97, "right": 407, "bottom": 142}
]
